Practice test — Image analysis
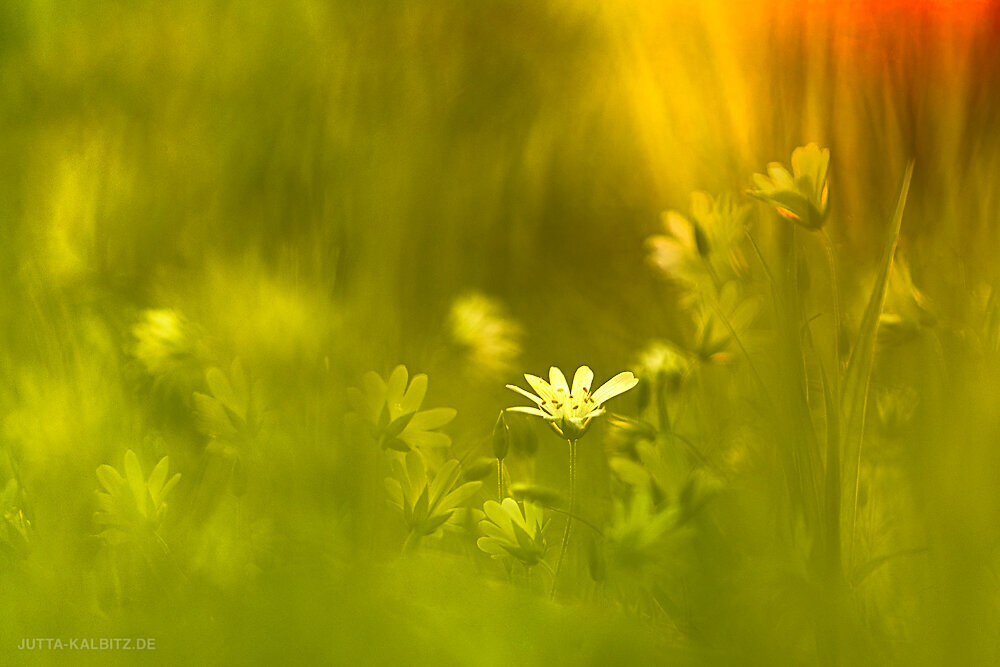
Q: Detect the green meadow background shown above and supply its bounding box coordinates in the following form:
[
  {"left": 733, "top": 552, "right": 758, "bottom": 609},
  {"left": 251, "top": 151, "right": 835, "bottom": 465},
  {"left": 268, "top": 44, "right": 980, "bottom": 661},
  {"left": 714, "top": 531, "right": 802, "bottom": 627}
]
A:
[{"left": 1, "top": 1, "right": 999, "bottom": 664}]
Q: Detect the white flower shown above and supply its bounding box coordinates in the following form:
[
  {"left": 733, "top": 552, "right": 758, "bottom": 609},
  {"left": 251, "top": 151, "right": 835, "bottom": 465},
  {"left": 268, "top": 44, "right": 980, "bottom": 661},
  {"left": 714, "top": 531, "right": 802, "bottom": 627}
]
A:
[{"left": 506, "top": 366, "right": 639, "bottom": 440}]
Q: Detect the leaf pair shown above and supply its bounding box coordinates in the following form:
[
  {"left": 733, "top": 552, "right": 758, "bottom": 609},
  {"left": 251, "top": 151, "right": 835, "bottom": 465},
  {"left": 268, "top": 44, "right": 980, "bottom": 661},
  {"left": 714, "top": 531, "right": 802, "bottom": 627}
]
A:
[
  {"left": 193, "top": 358, "right": 257, "bottom": 443},
  {"left": 95, "top": 450, "right": 180, "bottom": 545},
  {"left": 384, "top": 452, "right": 482, "bottom": 537},
  {"left": 348, "top": 365, "right": 456, "bottom": 452},
  {"left": 604, "top": 492, "right": 679, "bottom": 573},
  {"left": 477, "top": 498, "right": 548, "bottom": 567}
]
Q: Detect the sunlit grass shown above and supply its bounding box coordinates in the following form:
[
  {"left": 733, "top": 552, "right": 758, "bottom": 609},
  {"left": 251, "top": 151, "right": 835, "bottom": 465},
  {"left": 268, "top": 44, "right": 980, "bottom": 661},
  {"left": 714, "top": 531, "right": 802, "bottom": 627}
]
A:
[{"left": 1, "top": 1, "right": 999, "bottom": 664}]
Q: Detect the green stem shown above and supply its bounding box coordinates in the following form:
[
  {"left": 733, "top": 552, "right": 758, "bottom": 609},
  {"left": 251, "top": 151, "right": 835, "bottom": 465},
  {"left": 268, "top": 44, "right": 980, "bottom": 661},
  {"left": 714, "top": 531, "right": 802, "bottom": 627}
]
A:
[
  {"left": 655, "top": 380, "right": 671, "bottom": 437},
  {"left": 402, "top": 530, "right": 421, "bottom": 554},
  {"left": 543, "top": 505, "right": 604, "bottom": 537},
  {"left": 821, "top": 229, "right": 843, "bottom": 581},
  {"left": 550, "top": 439, "right": 577, "bottom": 599},
  {"left": 497, "top": 459, "right": 504, "bottom": 501}
]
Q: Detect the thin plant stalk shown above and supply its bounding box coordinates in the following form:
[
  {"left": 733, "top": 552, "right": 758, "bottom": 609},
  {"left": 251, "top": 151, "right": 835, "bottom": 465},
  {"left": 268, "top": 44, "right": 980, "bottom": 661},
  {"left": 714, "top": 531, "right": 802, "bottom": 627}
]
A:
[
  {"left": 550, "top": 438, "right": 577, "bottom": 599},
  {"left": 402, "top": 530, "right": 421, "bottom": 554},
  {"left": 820, "top": 228, "right": 843, "bottom": 581},
  {"left": 655, "top": 380, "right": 672, "bottom": 437}
]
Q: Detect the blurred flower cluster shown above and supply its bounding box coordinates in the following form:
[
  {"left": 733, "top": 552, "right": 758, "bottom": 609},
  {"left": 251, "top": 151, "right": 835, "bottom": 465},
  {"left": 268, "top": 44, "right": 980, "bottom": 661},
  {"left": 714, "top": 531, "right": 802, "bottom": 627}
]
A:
[{"left": 647, "top": 191, "right": 751, "bottom": 286}]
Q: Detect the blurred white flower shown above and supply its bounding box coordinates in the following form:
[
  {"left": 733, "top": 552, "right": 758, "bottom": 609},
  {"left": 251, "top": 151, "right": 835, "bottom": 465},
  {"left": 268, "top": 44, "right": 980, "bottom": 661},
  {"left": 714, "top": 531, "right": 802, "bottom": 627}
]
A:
[
  {"left": 131, "top": 308, "right": 198, "bottom": 375},
  {"left": 646, "top": 191, "right": 749, "bottom": 284},
  {"left": 879, "top": 255, "right": 935, "bottom": 346},
  {"left": 748, "top": 142, "right": 831, "bottom": 230},
  {"left": 448, "top": 292, "right": 522, "bottom": 378},
  {"left": 634, "top": 340, "right": 690, "bottom": 391}
]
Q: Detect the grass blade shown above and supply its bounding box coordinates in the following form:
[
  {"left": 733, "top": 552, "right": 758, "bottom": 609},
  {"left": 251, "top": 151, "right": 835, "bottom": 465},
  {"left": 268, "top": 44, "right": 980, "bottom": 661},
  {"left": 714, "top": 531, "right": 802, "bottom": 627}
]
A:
[{"left": 841, "top": 160, "right": 914, "bottom": 562}]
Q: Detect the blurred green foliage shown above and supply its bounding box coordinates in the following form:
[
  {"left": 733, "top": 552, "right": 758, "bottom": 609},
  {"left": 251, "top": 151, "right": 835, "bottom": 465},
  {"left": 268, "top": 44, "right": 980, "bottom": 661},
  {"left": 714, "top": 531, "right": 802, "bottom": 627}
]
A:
[{"left": 1, "top": 1, "right": 1000, "bottom": 664}]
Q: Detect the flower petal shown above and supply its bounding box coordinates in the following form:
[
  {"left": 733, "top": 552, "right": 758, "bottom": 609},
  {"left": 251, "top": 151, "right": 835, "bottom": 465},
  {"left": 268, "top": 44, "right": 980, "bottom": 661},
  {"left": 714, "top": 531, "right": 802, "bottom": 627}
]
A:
[
  {"left": 479, "top": 522, "right": 508, "bottom": 541},
  {"left": 501, "top": 497, "right": 528, "bottom": 531},
  {"left": 505, "top": 406, "right": 551, "bottom": 419},
  {"left": 477, "top": 536, "right": 509, "bottom": 555},
  {"left": 766, "top": 163, "right": 795, "bottom": 189},
  {"left": 590, "top": 371, "right": 639, "bottom": 405},
  {"left": 571, "top": 366, "right": 594, "bottom": 397},
  {"left": 524, "top": 374, "right": 558, "bottom": 403},
  {"left": 524, "top": 501, "right": 544, "bottom": 533},
  {"left": 646, "top": 238, "right": 686, "bottom": 274},
  {"left": 548, "top": 367, "right": 569, "bottom": 394},
  {"left": 483, "top": 500, "right": 513, "bottom": 533},
  {"left": 664, "top": 211, "right": 695, "bottom": 249},
  {"left": 506, "top": 384, "right": 543, "bottom": 405}
]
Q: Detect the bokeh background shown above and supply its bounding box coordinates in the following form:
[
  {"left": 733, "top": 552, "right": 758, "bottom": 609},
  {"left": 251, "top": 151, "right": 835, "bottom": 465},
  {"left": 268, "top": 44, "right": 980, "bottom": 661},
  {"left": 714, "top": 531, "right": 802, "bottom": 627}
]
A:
[{"left": 1, "top": 0, "right": 999, "bottom": 664}]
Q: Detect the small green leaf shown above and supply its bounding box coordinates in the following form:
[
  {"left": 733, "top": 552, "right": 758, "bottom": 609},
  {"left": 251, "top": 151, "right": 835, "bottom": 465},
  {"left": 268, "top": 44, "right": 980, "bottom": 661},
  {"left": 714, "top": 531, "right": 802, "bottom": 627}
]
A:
[
  {"left": 399, "top": 431, "right": 451, "bottom": 450},
  {"left": 383, "top": 411, "right": 416, "bottom": 440},
  {"left": 96, "top": 465, "right": 124, "bottom": 494},
  {"left": 147, "top": 456, "right": 170, "bottom": 504},
  {"left": 193, "top": 392, "right": 238, "bottom": 439},
  {"left": 422, "top": 512, "right": 453, "bottom": 535},
  {"left": 408, "top": 408, "right": 457, "bottom": 431},
  {"left": 206, "top": 366, "right": 242, "bottom": 416},
  {"left": 440, "top": 481, "right": 482, "bottom": 510},
  {"left": 123, "top": 450, "right": 147, "bottom": 515},
  {"left": 404, "top": 451, "right": 426, "bottom": 490},
  {"left": 383, "top": 437, "right": 411, "bottom": 452},
  {"left": 413, "top": 486, "right": 430, "bottom": 523},
  {"left": 386, "top": 365, "right": 409, "bottom": 408},
  {"left": 161, "top": 473, "right": 181, "bottom": 503},
  {"left": 400, "top": 373, "right": 428, "bottom": 416},
  {"left": 510, "top": 520, "right": 536, "bottom": 552},
  {"left": 429, "top": 459, "right": 461, "bottom": 508}
]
